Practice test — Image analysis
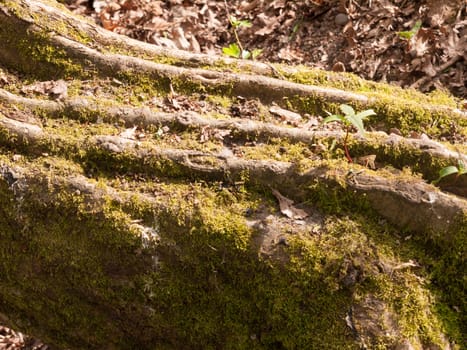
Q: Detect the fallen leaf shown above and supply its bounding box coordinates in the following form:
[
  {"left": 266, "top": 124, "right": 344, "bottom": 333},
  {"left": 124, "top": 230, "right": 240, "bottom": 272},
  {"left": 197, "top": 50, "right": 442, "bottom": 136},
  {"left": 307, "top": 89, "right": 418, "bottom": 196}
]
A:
[
  {"left": 49, "top": 79, "right": 68, "bottom": 100},
  {"left": 21, "top": 80, "right": 67, "bottom": 100},
  {"left": 199, "top": 126, "right": 231, "bottom": 143},
  {"left": 172, "top": 27, "right": 190, "bottom": 50},
  {"left": 119, "top": 126, "right": 137, "bottom": 140},
  {"left": 355, "top": 154, "right": 377, "bottom": 169},
  {"left": 392, "top": 260, "right": 420, "bottom": 271},
  {"left": 0, "top": 71, "right": 9, "bottom": 85},
  {"left": 271, "top": 189, "right": 308, "bottom": 219}
]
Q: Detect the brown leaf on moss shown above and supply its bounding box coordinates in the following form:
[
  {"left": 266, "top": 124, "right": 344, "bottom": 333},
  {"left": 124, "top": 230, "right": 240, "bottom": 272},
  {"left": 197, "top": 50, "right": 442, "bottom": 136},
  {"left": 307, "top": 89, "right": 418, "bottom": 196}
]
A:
[{"left": 271, "top": 189, "right": 308, "bottom": 220}]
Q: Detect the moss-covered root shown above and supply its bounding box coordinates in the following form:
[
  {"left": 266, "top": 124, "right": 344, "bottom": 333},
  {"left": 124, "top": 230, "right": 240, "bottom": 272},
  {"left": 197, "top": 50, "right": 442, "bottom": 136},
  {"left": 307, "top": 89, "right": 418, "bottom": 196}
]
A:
[
  {"left": 0, "top": 161, "right": 461, "bottom": 349},
  {"left": 1, "top": 0, "right": 466, "bottom": 137}
]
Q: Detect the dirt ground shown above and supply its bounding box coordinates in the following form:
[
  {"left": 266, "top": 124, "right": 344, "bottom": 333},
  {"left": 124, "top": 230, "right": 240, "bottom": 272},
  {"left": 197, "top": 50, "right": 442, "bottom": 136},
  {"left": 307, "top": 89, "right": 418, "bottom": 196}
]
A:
[{"left": 66, "top": 0, "right": 467, "bottom": 100}]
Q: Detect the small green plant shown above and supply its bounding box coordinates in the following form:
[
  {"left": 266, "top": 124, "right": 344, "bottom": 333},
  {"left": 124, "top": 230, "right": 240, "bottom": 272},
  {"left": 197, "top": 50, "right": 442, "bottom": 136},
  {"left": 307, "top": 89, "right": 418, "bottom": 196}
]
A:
[
  {"left": 323, "top": 104, "right": 376, "bottom": 163},
  {"left": 397, "top": 20, "right": 422, "bottom": 40},
  {"left": 222, "top": 16, "right": 262, "bottom": 60},
  {"left": 432, "top": 160, "right": 467, "bottom": 185}
]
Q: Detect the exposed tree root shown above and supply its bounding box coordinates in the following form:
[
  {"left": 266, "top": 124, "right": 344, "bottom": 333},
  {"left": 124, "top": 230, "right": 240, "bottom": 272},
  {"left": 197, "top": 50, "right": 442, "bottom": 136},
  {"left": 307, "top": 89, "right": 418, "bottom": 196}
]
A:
[
  {"left": 0, "top": 111, "right": 464, "bottom": 236},
  {"left": 1, "top": 88, "right": 465, "bottom": 182},
  {"left": 2, "top": 2, "right": 467, "bottom": 121}
]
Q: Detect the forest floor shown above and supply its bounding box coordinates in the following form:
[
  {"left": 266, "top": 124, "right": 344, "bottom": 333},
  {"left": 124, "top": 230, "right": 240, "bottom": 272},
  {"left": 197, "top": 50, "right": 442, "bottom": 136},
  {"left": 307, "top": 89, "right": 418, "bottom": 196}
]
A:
[
  {"left": 67, "top": 0, "right": 467, "bottom": 100},
  {"left": 0, "top": 0, "right": 465, "bottom": 349}
]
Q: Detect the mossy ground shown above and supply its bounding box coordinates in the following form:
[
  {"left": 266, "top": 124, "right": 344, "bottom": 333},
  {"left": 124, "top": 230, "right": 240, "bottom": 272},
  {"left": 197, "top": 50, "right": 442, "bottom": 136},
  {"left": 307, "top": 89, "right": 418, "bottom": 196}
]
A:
[
  {"left": 0, "top": 150, "right": 464, "bottom": 348},
  {"left": 0, "top": 2, "right": 465, "bottom": 348}
]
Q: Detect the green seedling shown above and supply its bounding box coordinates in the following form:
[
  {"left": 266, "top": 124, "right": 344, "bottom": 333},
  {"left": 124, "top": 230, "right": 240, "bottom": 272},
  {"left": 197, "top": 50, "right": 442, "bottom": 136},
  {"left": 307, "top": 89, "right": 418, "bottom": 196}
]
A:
[
  {"left": 223, "top": 16, "right": 262, "bottom": 60},
  {"left": 323, "top": 104, "right": 376, "bottom": 163},
  {"left": 432, "top": 160, "right": 467, "bottom": 185},
  {"left": 397, "top": 20, "right": 422, "bottom": 40}
]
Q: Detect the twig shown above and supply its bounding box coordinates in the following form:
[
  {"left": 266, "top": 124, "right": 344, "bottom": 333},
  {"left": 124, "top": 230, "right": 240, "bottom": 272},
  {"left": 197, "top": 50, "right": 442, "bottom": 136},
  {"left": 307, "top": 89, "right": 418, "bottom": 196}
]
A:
[{"left": 410, "top": 54, "right": 463, "bottom": 89}]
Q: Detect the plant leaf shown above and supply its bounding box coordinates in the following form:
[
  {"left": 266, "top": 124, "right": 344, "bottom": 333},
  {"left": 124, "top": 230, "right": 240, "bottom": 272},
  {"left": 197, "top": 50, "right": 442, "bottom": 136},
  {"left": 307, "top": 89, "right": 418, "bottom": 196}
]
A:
[
  {"left": 438, "top": 165, "right": 459, "bottom": 178},
  {"left": 323, "top": 114, "right": 345, "bottom": 124},
  {"left": 355, "top": 109, "right": 376, "bottom": 120},
  {"left": 397, "top": 20, "right": 422, "bottom": 40},
  {"left": 433, "top": 165, "right": 459, "bottom": 184},
  {"left": 340, "top": 104, "right": 355, "bottom": 116},
  {"left": 230, "top": 16, "right": 251, "bottom": 28},
  {"left": 222, "top": 43, "right": 241, "bottom": 58},
  {"left": 229, "top": 15, "right": 239, "bottom": 27},
  {"left": 241, "top": 49, "right": 251, "bottom": 59},
  {"left": 237, "top": 19, "right": 252, "bottom": 28},
  {"left": 251, "top": 48, "right": 263, "bottom": 60},
  {"left": 346, "top": 114, "right": 366, "bottom": 135},
  {"left": 457, "top": 160, "right": 467, "bottom": 175}
]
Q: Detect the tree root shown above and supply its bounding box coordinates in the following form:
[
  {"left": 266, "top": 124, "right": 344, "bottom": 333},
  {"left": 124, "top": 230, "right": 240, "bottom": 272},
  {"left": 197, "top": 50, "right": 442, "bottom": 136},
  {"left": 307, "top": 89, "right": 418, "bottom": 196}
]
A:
[
  {"left": 0, "top": 110, "right": 464, "bottom": 236},
  {"left": 1, "top": 1, "right": 466, "bottom": 121},
  {"left": 1, "top": 88, "right": 465, "bottom": 179}
]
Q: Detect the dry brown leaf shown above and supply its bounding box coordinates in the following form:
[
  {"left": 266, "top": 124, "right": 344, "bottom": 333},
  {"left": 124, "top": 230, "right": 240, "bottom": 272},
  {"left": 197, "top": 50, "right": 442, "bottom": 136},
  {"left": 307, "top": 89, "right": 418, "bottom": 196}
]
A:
[
  {"left": 392, "top": 260, "right": 420, "bottom": 271},
  {"left": 65, "top": 0, "right": 466, "bottom": 100},
  {"left": 49, "top": 79, "right": 68, "bottom": 100},
  {"left": 271, "top": 0, "right": 286, "bottom": 9},
  {"left": 119, "top": 126, "right": 138, "bottom": 140},
  {"left": 21, "top": 80, "right": 67, "bottom": 100},
  {"left": 255, "top": 14, "right": 279, "bottom": 36},
  {"left": 240, "top": 0, "right": 262, "bottom": 12},
  {"left": 0, "top": 71, "right": 9, "bottom": 85},
  {"left": 199, "top": 126, "right": 231, "bottom": 143},
  {"left": 151, "top": 36, "right": 177, "bottom": 49},
  {"left": 421, "top": 59, "right": 437, "bottom": 77},
  {"left": 271, "top": 189, "right": 308, "bottom": 220},
  {"left": 172, "top": 27, "right": 190, "bottom": 50},
  {"left": 99, "top": 16, "right": 119, "bottom": 31},
  {"left": 409, "top": 29, "right": 432, "bottom": 57},
  {"left": 190, "top": 35, "right": 201, "bottom": 53},
  {"left": 355, "top": 154, "right": 376, "bottom": 169},
  {"left": 143, "top": 17, "right": 171, "bottom": 31},
  {"left": 121, "top": 0, "right": 137, "bottom": 11}
]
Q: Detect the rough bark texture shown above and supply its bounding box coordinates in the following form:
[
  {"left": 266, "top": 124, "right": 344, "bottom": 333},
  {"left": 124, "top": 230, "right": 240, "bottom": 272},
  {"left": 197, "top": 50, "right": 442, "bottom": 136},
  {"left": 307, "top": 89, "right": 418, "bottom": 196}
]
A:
[{"left": 0, "top": 1, "right": 466, "bottom": 349}]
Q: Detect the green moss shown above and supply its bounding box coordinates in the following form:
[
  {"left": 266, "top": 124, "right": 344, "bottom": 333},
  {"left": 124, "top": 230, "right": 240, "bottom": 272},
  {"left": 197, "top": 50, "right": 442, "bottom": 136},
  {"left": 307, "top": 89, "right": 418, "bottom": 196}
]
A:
[
  {"left": 347, "top": 135, "right": 458, "bottom": 182},
  {"left": 277, "top": 66, "right": 464, "bottom": 136},
  {"left": 14, "top": 0, "right": 93, "bottom": 45},
  {"left": 280, "top": 65, "right": 458, "bottom": 108},
  {"left": 0, "top": 176, "right": 144, "bottom": 348},
  {"left": 320, "top": 215, "right": 463, "bottom": 349},
  {"left": 0, "top": 30, "right": 85, "bottom": 80},
  {"left": 0, "top": 150, "right": 464, "bottom": 348},
  {"left": 0, "top": 162, "right": 356, "bottom": 348}
]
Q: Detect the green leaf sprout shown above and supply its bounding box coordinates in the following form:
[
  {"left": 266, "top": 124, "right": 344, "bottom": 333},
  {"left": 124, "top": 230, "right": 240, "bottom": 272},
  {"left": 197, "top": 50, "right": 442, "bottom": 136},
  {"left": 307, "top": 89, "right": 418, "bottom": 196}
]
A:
[
  {"left": 323, "top": 104, "right": 376, "bottom": 163},
  {"left": 223, "top": 16, "right": 262, "bottom": 60}
]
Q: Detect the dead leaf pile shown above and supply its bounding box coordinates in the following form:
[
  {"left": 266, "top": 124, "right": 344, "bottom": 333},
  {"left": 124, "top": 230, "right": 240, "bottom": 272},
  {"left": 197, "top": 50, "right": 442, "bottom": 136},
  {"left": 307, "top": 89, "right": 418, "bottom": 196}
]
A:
[
  {"left": 230, "top": 97, "right": 260, "bottom": 119},
  {"left": 21, "top": 80, "right": 68, "bottom": 100},
  {"left": 199, "top": 126, "right": 231, "bottom": 143},
  {"left": 0, "top": 325, "right": 47, "bottom": 350}
]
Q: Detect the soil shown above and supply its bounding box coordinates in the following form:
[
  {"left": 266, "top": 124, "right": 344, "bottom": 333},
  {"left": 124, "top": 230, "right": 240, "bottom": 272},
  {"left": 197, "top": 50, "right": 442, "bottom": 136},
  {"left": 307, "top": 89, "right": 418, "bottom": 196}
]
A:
[{"left": 66, "top": 0, "right": 467, "bottom": 100}]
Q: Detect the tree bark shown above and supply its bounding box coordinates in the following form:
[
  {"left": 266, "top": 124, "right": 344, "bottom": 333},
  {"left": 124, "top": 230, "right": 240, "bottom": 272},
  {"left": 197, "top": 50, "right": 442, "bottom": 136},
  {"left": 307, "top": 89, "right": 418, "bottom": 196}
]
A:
[{"left": 0, "top": 1, "right": 465, "bottom": 349}]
